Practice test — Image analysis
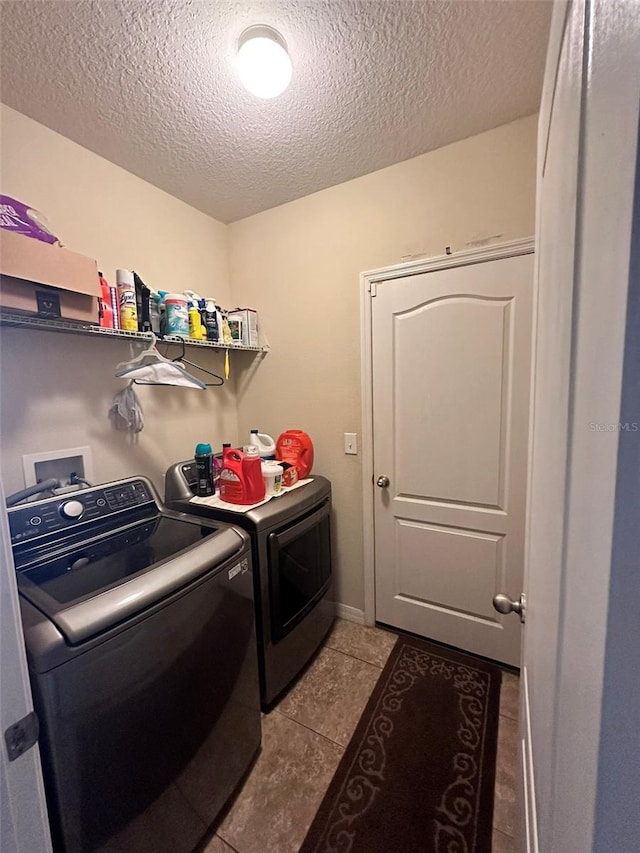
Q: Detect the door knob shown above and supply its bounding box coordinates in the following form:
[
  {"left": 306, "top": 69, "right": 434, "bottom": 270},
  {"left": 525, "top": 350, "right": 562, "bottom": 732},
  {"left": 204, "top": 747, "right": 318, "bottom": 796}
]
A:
[
  {"left": 376, "top": 475, "right": 390, "bottom": 488},
  {"left": 492, "top": 592, "right": 526, "bottom": 623}
]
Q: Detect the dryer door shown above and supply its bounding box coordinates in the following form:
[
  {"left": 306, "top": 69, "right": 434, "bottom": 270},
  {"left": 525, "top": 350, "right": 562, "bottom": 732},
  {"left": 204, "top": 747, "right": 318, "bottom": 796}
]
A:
[{"left": 267, "top": 499, "right": 332, "bottom": 642}]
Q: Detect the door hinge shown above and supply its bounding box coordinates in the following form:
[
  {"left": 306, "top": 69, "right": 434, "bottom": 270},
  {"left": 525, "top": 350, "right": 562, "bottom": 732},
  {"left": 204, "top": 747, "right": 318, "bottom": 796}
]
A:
[
  {"left": 369, "top": 282, "right": 377, "bottom": 297},
  {"left": 4, "top": 711, "right": 39, "bottom": 762}
]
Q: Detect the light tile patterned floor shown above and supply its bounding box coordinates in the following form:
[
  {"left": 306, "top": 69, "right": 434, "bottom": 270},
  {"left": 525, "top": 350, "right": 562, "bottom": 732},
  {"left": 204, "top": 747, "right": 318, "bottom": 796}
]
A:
[{"left": 205, "top": 620, "right": 519, "bottom": 853}]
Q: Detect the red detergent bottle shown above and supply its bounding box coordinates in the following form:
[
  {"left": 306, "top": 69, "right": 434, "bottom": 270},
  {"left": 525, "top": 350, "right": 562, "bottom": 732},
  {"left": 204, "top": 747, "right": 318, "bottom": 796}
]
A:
[
  {"left": 219, "top": 446, "right": 266, "bottom": 505},
  {"left": 98, "top": 272, "right": 115, "bottom": 328},
  {"left": 276, "top": 430, "right": 314, "bottom": 479}
]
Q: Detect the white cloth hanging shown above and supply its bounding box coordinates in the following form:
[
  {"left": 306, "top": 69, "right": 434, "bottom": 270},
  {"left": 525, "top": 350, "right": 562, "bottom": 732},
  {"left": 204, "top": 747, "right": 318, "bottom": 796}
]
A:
[
  {"left": 117, "top": 361, "right": 206, "bottom": 389},
  {"left": 109, "top": 384, "right": 144, "bottom": 433}
]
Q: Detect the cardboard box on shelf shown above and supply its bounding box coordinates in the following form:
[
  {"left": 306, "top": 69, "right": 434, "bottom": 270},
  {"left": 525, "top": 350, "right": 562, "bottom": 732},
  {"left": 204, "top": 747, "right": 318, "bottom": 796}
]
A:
[
  {"left": 227, "top": 308, "right": 259, "bottom": 347},
  {"left": 0, "top": 230, "right": 100, "bottom": 322}
]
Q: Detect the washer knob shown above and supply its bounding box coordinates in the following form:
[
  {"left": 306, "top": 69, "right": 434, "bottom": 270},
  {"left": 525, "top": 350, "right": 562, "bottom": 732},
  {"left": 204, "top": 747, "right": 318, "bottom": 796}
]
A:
[{"left": 60, "top": 499, "right": 85, "bottom": 520}]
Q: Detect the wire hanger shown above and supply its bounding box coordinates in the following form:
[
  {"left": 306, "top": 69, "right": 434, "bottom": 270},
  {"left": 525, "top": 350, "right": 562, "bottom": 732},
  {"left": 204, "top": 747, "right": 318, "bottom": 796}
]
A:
[
  {"left": 158, "top": 337, "right": 225, "bottom": 387},
  {"left": 115, "top": 334, "right": 209, "bottom": 389}
]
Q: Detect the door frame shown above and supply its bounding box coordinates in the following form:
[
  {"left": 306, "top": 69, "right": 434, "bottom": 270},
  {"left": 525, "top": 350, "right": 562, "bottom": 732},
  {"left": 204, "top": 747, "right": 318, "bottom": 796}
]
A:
[
  {"left": 0, "top": 478, "right": 52, "bottom": 853},
  {"left": 359, "top": 236, "right": 534, "bottom": 627}
]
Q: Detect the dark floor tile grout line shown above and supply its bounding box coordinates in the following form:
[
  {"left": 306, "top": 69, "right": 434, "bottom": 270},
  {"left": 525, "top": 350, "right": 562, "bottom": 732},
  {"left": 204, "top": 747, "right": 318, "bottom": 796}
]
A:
[
  {"left": 492, "top": 826, "right": 516, "bottom": 839},
  {"left": 214, "top": 831, "right": 241, "bottom": 853},
  {"left": 499, "top": 711, "right": 519, "bottom": 723},
  {"left": 322, "top": 641, "right": 389, "bottom": 669},
  {"left": 272, "top": 707, "right": 348, "bottom": 750}
]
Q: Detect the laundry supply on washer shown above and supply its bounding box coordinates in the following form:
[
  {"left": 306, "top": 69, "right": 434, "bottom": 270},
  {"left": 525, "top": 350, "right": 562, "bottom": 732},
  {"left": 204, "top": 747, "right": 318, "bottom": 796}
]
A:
[
  {"left": 248, "top": 430, "right": 276, "bottom": 459},
  {"left": 194, "top": 443, "right": 215, "bottom": 496},
  {"left": 276, "top": 430, "right": 314, "bottom": 479},
  {"left": 262, "top": 461, "right": 283, "bottom": 496},
  {"left": 219, "top": 446, "right": 265, "bottom": 505}
]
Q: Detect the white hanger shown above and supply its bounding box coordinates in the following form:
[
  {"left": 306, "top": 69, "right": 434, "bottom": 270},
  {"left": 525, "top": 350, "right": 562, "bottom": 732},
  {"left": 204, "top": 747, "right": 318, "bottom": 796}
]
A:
[
  {"left": 115, "top": 334, "right": 206, "bottom": 389},
  {"left": 115, "top": 333, "right": 168, "bottom": 372}
]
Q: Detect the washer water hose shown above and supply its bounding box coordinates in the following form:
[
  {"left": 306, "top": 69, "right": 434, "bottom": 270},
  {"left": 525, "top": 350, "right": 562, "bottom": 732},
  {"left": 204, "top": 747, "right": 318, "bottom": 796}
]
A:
[{"left": 6, "top": 478, "right": 60, "bottom": 507}]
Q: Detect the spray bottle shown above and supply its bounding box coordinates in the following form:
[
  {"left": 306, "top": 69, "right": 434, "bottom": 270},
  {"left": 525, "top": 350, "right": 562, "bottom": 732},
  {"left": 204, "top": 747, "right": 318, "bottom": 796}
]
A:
[
  {"left": 116, "top": 269, "right": 138, "bottom": 331},
  {"left": 203, "top": 298, "right": 220, "bottom": 342}
]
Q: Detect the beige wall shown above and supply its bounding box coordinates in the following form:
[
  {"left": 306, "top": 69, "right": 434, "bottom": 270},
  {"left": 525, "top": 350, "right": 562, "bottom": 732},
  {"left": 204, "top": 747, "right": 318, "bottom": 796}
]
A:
[
  {"left": 0, "top": 104, "right": 238, "bottom": 495},
  {"left": 229, "top": 114, "right": 538, "bottom": 610},
  {"left": 0, "top": 106, "right": 537, "bottom": 611}
]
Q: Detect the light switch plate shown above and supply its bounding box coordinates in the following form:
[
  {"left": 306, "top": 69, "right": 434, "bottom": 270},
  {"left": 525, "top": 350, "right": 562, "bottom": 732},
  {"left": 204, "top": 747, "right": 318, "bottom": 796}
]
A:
[{"left": 344, "top": 433, "right": 358, "bottom": 455}]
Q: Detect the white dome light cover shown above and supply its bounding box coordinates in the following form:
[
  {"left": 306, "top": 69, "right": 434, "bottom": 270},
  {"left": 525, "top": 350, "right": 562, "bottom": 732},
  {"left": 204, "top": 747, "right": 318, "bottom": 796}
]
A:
[{"left": 236, "top": 25, "right": 292, "bottom": 99}]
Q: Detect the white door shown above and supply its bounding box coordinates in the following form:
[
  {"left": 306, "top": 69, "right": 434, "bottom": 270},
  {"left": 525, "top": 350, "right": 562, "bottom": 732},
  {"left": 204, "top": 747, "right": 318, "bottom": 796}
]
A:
[
  {"left": 517, "top": 1, "right": 640, "bottom": 850},
  {"left": 371, "top": 247, "right": 533, "bottom": 666},
  {"left": 518, "top": 1, "right": 582, "bottom": 845}
]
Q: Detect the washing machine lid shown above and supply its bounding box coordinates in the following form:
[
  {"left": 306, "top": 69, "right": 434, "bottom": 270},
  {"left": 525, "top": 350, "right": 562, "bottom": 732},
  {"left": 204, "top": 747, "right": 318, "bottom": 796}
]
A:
[{"left": 17, "top": 515, "right": 247, "bottom": 645}]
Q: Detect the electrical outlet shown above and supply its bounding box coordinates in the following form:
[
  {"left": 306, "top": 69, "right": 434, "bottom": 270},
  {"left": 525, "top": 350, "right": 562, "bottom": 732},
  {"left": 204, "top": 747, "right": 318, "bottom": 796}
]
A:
[{"left": 344, "top": 433, "right": 358, "bottom": 455}]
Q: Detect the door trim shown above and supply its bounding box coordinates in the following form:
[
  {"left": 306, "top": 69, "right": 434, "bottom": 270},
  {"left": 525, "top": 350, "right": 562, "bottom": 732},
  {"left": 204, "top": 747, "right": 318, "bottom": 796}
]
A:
[
  {"left": 359, "top": 237, "right": 534, "bottom": 626},
  {"left": 521, "top": 666, "right": 540, "bottom": 853}
]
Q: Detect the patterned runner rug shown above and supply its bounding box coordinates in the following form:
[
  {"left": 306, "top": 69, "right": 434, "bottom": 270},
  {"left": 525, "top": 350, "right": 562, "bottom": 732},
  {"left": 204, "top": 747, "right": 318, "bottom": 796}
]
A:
[{"left": 299, "top": 633, "right": 502, "bottom": 853}]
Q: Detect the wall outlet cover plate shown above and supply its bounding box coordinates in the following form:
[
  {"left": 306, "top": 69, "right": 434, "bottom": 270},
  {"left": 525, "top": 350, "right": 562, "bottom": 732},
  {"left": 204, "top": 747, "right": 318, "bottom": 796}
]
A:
[{"left": 22, "top": 446, "right": 94, "bottom": 488}]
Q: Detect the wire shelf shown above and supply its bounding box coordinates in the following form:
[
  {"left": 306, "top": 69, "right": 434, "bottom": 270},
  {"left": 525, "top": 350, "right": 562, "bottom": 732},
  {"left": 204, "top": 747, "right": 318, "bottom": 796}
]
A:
[{"left": 0, "top": 310, "right": 269, "bottom": 353}]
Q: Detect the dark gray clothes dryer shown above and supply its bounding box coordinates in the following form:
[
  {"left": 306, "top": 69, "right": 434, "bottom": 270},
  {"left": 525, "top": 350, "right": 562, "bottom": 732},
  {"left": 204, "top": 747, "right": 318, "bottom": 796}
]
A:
[{"left": 165, "top": 462, "right": 333, "bottom": 708}]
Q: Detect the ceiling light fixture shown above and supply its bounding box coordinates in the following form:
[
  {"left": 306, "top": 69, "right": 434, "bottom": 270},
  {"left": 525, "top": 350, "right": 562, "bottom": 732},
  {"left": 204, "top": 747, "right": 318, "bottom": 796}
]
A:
[{"left": 235, "top": 25, "right": 292, "bottom": 99}]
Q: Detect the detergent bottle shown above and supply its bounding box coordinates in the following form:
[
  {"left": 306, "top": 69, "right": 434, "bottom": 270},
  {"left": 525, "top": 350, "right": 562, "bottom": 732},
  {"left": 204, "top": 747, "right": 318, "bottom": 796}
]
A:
[
  {"left": 98, "top": 272, "right": 115, "bottom": 329},
  {"left": 248, "top": 429, "right": 276, "bottom": 459},
  {"left": 219, "top": 446, "right": 266, "bottom": 505},
  {"left": 194, "top": 443, "right": 214, "bottom": 497},
  {"left": 276, "top": 430, "right": 314, "bottom": 479}
]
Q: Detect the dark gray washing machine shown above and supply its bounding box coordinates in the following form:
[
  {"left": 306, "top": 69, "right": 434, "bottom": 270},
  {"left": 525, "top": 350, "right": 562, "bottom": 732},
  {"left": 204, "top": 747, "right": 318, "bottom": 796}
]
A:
[
  {"left": 8, "top": 477, "right": 261, "bottom": 853},
  {"left": 165, "top": 462, "right": 333, "bottom": 708}
]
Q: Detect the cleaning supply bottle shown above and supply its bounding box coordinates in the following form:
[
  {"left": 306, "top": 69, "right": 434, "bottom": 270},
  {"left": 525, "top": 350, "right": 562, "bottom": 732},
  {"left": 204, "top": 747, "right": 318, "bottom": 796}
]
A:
[
  {"left": 194, "top": 443, "right": 215, "bottom": 497},
  {"left": 188, "top": 301, "right": 206, "bottom": 340},
  {"left": 149, "top": 290, "right": 161, "bottom": 335},
  {"left": 203, "top": 298, "right": 220, "bottom": 342},
  {"left": 219, "top": 446, "right": 265, "bottom": 505},
  {"left": 109, "top": 276, "right": 120, "bottom": 330},
  {"left": 249, "top": 429, "right": 276, "bottom": 459},
  {"left": 116, "top": 269, "right": 138, "bottom": 331},
  {"left": 133, "top": 272, "right": 152, "bottom": 333},
  {"left": 157, "top": 291, "right": 168, "bottom": 337},
  {"left": 276, "top": 430, "right": 314, "bottom": 479},
  {"left": 221, "top": 310, "right": 233, "bottom": 345},
  {"left": 98, "top": 272, "right": 114, "bottom": 329},
  {"left": 165, "top": 293, "right": 189, "bottom": 338}
]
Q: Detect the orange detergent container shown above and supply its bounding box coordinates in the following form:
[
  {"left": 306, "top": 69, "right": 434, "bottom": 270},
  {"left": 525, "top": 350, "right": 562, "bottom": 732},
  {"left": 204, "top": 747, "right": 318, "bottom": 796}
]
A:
[
  {"left": 219, "top": 447, "right": 266, "bottom": 504},
  {"left": 276, "top": 430, "right": 314, "bottom": 480}
]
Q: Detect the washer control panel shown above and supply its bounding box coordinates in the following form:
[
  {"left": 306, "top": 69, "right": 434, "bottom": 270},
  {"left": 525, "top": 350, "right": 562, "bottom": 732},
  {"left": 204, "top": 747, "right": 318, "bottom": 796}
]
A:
[{"left": 8, "top": 479, "right": 155, "bottom": 547}]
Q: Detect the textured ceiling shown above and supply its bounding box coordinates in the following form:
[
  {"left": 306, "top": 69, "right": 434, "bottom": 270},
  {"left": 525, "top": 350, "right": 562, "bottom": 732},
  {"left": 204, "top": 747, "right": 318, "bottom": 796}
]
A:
[{"left": 0, "top": 1, "right": 552, "bottom": 223}]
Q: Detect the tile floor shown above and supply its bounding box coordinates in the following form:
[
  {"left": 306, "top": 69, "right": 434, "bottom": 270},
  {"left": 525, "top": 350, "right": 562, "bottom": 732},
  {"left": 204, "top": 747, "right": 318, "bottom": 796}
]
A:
[{"left": 204, "top": 620, "right": 519, "bottom": 853}]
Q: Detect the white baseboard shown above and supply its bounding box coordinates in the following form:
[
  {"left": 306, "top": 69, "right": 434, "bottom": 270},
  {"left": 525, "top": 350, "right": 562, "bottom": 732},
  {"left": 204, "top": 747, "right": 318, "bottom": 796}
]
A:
[{"left": 325, "top": 602, "right": 365, "bottom": 624}]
